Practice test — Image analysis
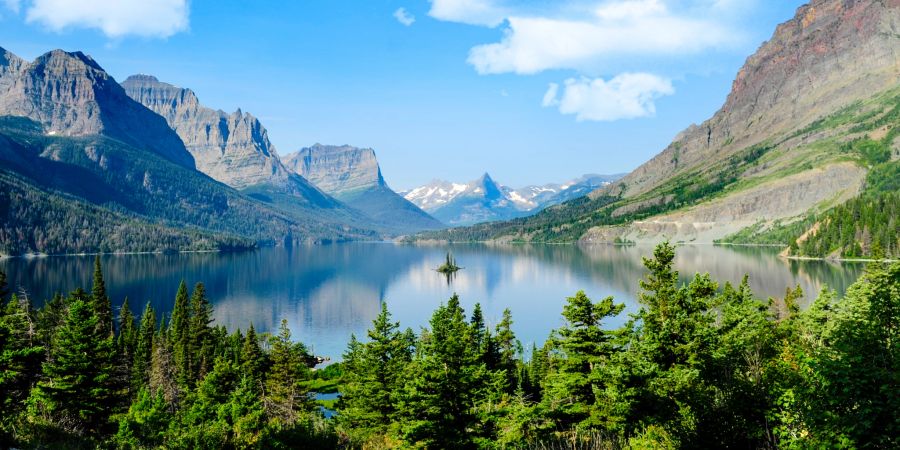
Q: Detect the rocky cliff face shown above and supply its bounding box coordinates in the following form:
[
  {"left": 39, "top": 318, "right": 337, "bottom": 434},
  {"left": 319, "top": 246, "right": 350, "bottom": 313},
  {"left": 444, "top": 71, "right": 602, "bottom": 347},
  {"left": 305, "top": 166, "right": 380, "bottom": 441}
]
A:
[
  {"left": 122, "top": 74, "right": 299, "bottom": 190},
  {"left": 283, "top": 144, "right": 383, "bottom": 197},
  {"left": 600, "top": 0, "right": 900, "bottom": 200},
  {"left": 283, "top": 144, "right": 444, "bottom": 232},
  {"left": 0, "top": 48, "right": 195, "bottom": 168}
]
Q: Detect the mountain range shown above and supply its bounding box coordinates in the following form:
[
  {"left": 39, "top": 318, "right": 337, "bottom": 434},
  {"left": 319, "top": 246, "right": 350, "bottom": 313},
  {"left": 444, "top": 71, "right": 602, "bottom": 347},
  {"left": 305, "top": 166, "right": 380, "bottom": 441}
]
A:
[
  {"left": 402, "top": 173, "right": 621, "bottom": 226},
  {"left": 414, "top": 0, "right": 900, "bottom": 255}
]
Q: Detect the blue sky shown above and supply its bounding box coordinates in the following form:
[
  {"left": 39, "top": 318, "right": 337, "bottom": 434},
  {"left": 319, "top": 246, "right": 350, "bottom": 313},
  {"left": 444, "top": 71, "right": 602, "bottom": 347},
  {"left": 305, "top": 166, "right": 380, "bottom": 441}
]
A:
[{"left": 0, "top": 0, "right": 805, "bottom": 190}]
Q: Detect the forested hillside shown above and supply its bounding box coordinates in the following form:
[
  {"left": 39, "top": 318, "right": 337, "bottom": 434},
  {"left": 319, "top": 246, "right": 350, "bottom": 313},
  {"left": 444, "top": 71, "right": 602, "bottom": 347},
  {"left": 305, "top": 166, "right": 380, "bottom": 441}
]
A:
[{"left": 1, "top": 245, "right": 897, "bottom": 448}]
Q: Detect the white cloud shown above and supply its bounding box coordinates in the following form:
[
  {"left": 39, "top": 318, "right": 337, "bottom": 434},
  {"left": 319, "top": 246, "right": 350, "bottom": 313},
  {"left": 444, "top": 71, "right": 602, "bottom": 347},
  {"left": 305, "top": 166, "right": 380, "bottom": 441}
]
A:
[
  {"left": 24, "top": 0, "right": 189, "bottom": 39},
  {"left": 467, "top": 1, "right": 737, "bottom": 75},
  {"left": 428, "top": 0, "right": 506, "bottom": 27},
  {"left": 394, "top": 7, "right": 415, "bottom": 26},
  {"left": 541, "top": 83, "right": 559, "bottom": 107},
  {"left": 542, "top": 73, "right": 674, "bottom": 121}
]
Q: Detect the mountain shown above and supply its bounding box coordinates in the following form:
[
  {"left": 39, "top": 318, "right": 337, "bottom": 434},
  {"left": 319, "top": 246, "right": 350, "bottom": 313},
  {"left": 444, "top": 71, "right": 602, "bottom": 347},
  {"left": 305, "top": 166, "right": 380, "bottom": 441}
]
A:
[
  {"left": 283, "top": 144, "right": 443, "bottom": 233},
  {"left": 0, "top": 49, "right": 195, "bottom": 169},
  {"left": 0, "top": 48, "right": 376, "bottom": 255},
  {"left": 121, "top": 75, "right": 339, "bottom": 210},
  {"left": 514, "top": 174, "right": 624, "bottom": 209},
  {"left": 402, "top": 173, "right": 620, "bottom": 226},
  {"left": 413, "top": 0, "right": 900, "bottom": 251}
]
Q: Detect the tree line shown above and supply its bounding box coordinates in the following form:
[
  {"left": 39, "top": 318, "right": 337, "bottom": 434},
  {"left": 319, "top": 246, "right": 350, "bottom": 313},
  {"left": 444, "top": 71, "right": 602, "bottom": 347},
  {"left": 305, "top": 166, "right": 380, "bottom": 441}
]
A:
[{"left": 1, "top": 244, "right": 898, "bottom": 448}]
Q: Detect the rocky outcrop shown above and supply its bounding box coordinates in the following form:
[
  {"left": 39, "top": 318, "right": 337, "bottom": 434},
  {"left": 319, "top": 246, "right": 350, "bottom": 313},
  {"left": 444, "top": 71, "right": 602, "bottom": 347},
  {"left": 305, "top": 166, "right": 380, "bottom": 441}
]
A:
[
  {"left": 284, "top": 144, "right": 444, "bottom": 232},
  {"left": 284, "top": 144, "right": 383, "bottom": 197},
  {"left": 595, "top": 0, "right": 900, "bottom": 200},
  {"left": 0, "top": 48, "right": 195, "bottom": 168},
  {"left": 123, "top": 75, "right": 293, "bottom": 188},
  {"left": 582, "top": 162, "right": 867, "bottom": 244}
]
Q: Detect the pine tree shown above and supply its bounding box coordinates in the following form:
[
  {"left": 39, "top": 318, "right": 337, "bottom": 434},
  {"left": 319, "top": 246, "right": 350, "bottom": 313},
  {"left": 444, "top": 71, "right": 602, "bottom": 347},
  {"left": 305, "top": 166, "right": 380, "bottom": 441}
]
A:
[
  {"left": 0, "top": 293, "right": 44, "bottom": 440},
  {"left": 266, "top": 319, "right": 311, "bottom": 425},
  {"left": 495, "top": 308, "right": 521, "bottom": 391},
  {"left": 33, "top": 290, "right": 116, "bottom": 434},
  {"left": 400, "top": 294, "right": 492, "bottom": 448},
  {"left": 541, "top": 291, "right": 624, "bottom": 428},
  {"left": 339, "top": 302, "right": 415, "bottom": 438},
  {"left": 241, "top": 324, "right": 265, "bottom": 386},
  {"left": 224, "top": 375, "right": 270, "bottom": 448},
  {"left": 169, "top": 280, "right": 191, "bottom": 388},
  {"left": 132, "top": 302, "right": 156, "bottom": 393},
  {"left": 188, "top": 282, "right": 214, "bottom": 381},
  {"left": 92, "top": 256, "right": 113, "bottom": 338}
]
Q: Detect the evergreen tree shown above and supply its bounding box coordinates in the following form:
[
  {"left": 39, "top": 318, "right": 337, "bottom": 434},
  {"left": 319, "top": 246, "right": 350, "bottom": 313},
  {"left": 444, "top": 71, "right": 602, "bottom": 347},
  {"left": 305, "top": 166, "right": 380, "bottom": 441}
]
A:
[
  {"left": 339, "top": 302, "right": 415, "bottom": 439},
  {"left": 495, "top": 308, "right": 520, "bottom": 385},
  {"left": 0, "top": 293, "right": 44, "bottom": 442},
  {"left": 266, "top": 319, "right": 311, "bottom": 425},
  {"left": 32, "top": 290, "right": 116, "bottom": 434},
  {"left": 169, "top": 281, "right": 191, "bottom": 388},
  {"left": 400, "top": 294, "right": 493, "bottom": 448},
  {"left": 224, "top": 375, "right": 270, "bottom": 448},
  {"left": 115, "top": 387, "right": 172, "bottom": 449},
  {"left": 542, "top": 291, "right": 624, "bottom": 429},
  {"left": 132, "top": 302, "right": 156, "bottom": 393},
  {"left": 241, "top": 323, "right": 265, "bottom": 386},
  {"left": 92, "top": 256, "right": 113, "bottom": 337},
  {"left": 189, "top": 282, "right": 214, "bottom": 381}
]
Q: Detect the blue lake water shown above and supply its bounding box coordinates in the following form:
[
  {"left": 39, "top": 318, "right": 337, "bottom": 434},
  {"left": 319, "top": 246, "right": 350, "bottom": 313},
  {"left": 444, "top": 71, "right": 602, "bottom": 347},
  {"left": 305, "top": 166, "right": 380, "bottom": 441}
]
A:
[{"left": 0, "top": 243, "right": 864, "bottom": 359}]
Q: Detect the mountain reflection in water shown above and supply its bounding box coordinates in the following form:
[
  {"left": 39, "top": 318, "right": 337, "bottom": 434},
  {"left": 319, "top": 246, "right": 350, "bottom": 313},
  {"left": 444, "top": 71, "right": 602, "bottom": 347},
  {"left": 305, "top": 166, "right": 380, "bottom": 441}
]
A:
[{"left": 0, "top": 243, "right": 863, "bottom": 358}]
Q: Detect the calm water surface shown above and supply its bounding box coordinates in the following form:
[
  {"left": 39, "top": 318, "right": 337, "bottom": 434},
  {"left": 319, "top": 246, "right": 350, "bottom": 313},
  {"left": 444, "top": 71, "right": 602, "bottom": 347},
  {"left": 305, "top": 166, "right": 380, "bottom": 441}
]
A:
[{"left": 0, "top": 243, "right": 865, "bottom": 359}]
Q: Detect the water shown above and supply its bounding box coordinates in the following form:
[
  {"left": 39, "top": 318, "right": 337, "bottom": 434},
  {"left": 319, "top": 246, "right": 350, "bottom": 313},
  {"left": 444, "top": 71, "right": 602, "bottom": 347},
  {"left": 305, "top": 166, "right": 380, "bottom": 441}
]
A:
[{"left": 0, "top": 243, "right": 865, "bottom": 359}]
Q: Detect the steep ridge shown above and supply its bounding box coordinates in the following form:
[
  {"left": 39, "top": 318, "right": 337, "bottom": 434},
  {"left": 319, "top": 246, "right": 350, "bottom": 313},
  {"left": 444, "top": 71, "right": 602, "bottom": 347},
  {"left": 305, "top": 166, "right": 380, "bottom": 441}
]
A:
[
  {"left": 283, "top": 144, "right": 443, "bottom": 232},
  {"left": 602, "top": 0, "right": 900, "bottom": 200},
  {"left": 0, "top": 48, "right": 194, "bottom": 168},
  {"left": 415, "top": 0, "right": 900, "bottom": 244},
  {"left": 0, "top": 48, "right": 377, "bottom": 255},
  {"left": 121, "top": 75, "right": 334, "bottom": 207}
]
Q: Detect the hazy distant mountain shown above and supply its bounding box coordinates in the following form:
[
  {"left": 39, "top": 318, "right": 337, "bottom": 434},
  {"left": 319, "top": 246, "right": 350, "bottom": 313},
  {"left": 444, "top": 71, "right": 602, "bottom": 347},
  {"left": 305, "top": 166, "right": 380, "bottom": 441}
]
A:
[
  {"left": 0, "top": 47, "right": 378, "bottom": 255},
  {"left": 283, "top": 144, "right": 444, "bottom": 233},
  {"left": 402, "top": 173, "right": 620, "bottom": 226}
]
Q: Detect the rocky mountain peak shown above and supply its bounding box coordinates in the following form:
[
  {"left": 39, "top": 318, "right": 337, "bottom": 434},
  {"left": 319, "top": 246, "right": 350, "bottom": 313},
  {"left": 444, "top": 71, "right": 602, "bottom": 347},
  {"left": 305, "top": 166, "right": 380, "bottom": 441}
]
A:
[
  {"left": 283, "top": 144, "right": 385, "bottom": 197},
  {"left": 123, "top": 74, "right": 294, "bottom": 188},
  {"left": 0, "top": 48, "right": 195, "bottom": 168},
  {"left": 604, "top": 0, "right": 900, "bottom": 199}
]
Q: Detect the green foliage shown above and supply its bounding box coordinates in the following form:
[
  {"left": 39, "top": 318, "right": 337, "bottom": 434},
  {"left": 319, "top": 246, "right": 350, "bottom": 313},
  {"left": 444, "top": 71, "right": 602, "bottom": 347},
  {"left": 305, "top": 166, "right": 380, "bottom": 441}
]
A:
[{"left": 4, "top": 247, "right": 899, "bottom": 448}]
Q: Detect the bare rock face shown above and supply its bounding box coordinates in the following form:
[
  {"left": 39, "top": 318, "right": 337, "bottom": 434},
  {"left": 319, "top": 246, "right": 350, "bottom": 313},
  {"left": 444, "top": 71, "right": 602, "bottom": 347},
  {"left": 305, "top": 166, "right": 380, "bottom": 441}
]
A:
[
  {"left": 122, "top": 74, "right": 296, "bottom": 189},
  {"left": 283, "top": 144, "right": 445, "bottom": 232},
  {"left": 597, "top": 0, "right": 900, "bottom": 200},
  {"left": 0, "top": 48, "right": 195, "bottom": 168},
  {"left": 284, "top": 144, "right": 384, "bottom": 197}
]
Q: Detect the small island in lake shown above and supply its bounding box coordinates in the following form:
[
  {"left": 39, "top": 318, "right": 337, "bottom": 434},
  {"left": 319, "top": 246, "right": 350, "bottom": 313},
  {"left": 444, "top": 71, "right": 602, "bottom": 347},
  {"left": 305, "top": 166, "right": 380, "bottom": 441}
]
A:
[{"left": 436, "top": 252, "right": 461, "bottom": 274}]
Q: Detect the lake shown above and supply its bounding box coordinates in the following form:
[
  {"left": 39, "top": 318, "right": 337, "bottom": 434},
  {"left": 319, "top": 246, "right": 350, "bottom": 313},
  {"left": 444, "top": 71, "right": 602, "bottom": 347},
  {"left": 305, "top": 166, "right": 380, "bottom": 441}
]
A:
[{"left": 0, "top": 243, "right": 865, "bottom": 359}]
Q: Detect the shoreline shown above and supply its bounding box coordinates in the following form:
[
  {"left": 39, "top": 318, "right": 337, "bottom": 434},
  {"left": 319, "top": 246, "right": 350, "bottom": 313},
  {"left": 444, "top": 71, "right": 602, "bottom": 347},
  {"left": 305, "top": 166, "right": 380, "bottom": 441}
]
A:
[{"left": 3, "top": 240, "right": 895, "bottom": 264}]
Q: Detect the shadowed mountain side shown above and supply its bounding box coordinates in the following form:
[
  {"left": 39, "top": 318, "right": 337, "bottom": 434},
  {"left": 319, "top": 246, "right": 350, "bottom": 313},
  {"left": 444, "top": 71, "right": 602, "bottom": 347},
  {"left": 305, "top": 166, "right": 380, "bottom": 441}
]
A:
[
  {"left": 0, "top": 116, "right": 377, "bottom": 255},
  {"left": 0, "top": 48, "right": 194, "bottom": 168}
]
